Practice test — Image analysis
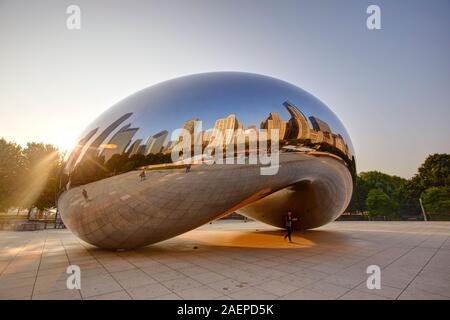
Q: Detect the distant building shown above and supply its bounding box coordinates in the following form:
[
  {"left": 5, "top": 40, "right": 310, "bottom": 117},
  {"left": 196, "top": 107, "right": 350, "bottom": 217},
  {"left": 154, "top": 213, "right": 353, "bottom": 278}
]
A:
[
  {"left": 64, "top": 127, "right": 98, "bottom": 173},
  {"left": 309, "top": 116, "right": 332, "bottom": 133},
  {"left": 322, "top": 131, "right": 333, "bottom": 145},
  {"left": 145, "top": 130, "right": 169, "bottom": 155},
  {"left": 213, "top": 114, "right": 239, "bottom": 132},
  {"left": 101, "top": 123, "right": 139, "bottom": 161},
  {"left": 127, "top": 138, "right": 143, "bottom": 156},
  {"left": 309, "top": 130, "right": 324, "bottom": 144},
  {"left": 136, "top": 144, "right": 146, "bottom": 155},
  {"left": 182, "top": 118, "right": 200, "bottom": 138},
  {"left": 334, "top": 134, "right": 348, "bottom": 155},
  {"left": 283, "top": 101, "right": 310, "bottom": 140},
  {"left": 261, "top": 112, "right": 287, "bottom": 140},
  {"left": 81, "top": 112, "right": 133, "bottom": 160},
  {"left": 176, "top": 118, "right": 200, "bottom": 144},
  {"left": 162, "top": 140, "right": 175, "bottom": 154},
  {"left": 193, "top": 130, "right": 206, "bottom": 147},
  {"left": 210, "top": 114, "right": 239, "bottom": 145}
]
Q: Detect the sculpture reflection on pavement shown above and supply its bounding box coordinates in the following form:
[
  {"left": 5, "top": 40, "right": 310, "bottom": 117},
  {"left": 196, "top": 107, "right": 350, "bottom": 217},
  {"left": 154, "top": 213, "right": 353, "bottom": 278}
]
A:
[{"left": 58, "top": 72, "right": 356, "bottom": 249}]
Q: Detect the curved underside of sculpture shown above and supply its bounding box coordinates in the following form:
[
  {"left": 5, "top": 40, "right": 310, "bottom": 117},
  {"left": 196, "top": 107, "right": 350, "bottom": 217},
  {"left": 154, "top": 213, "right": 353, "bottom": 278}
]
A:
[{"left": 58, "top": 153, "right": 352, "bottom": 249}]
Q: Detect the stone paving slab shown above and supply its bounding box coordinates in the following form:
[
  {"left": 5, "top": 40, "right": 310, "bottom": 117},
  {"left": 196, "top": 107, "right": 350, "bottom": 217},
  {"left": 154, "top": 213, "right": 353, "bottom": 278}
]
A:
[{"left": 0, "top": 220, "right": 449, "bottom": 300}]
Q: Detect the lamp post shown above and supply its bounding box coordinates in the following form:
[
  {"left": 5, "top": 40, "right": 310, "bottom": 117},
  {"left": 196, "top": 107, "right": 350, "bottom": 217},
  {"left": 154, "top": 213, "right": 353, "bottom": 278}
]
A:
[{"left": 419, "top": 197, "right": 427, "bottom": 221}]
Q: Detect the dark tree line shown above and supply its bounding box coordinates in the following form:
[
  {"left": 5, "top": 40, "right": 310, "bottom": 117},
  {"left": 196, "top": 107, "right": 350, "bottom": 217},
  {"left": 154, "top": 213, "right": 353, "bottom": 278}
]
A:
[
  {"left": 346, "top": 154, "right": 450, "bottom": 219},
  {"left": 68, "top": 152, "right": 172, "bottom": 187},
  {"left": 1, "top": 136, "right": 448, "bottom": 220},
  {"left": 0, "top": 138, "right": 62, "bottom": 216}
]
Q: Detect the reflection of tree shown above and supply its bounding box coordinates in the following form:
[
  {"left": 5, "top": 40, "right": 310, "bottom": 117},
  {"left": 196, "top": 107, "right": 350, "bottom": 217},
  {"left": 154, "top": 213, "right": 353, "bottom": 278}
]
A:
[
  {"left": 68, "top": 152, "right": 172, "bottom": 187},
  {"left": 70, "top": 155, "right": 108, "bottom": 187},
  {"left": 106, "top": 153, "right": 172, "bottom": 174}
]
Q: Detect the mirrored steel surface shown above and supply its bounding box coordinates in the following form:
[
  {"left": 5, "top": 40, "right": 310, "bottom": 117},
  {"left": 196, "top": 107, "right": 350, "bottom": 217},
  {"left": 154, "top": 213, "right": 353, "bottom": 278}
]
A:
[{"left": 58, "top": 72, "right": 356, "bottom": 249}]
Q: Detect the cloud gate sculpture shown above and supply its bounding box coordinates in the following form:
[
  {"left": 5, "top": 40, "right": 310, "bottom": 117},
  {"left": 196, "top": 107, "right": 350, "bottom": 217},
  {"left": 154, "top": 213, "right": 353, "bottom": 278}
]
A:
[{"left": 58, "top": 72, "right": 356, "bottom": 249}]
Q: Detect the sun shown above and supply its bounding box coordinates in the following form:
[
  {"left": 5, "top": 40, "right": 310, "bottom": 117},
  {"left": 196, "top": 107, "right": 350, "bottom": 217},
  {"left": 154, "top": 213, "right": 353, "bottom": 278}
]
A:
[{"left": 52, "top": 132, "right": 79, "bottom": 155}]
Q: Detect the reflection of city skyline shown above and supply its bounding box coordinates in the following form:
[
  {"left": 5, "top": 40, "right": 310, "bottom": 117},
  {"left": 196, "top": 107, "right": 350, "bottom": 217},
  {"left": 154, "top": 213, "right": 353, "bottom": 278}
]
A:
[{"left": 67, "top": 100, "right": 350, "bottom": 172}]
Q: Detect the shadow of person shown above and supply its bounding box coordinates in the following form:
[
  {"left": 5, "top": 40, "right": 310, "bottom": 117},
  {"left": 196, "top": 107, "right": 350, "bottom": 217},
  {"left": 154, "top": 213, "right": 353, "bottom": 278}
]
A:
[{"left": 95, "top": 226, "right": 354, "bottom": 254}]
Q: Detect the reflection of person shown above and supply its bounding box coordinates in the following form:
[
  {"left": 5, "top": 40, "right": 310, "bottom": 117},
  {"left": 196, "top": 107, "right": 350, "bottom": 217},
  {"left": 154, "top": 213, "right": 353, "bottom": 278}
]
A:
[
  {"left": 284, "top": 210, "right": 298, "bottom": 242},
  {"left": 82, "top": 189, "right": 89, "bottom": 202},
  {"left": 185, "top": 164, "right": 192, "bottom": 173},
  {"left": 55, "top": 212, "right": 64, "bottom": 229},
  {"left": 139, "top": 170, "right": 146, "bottom": 181}
]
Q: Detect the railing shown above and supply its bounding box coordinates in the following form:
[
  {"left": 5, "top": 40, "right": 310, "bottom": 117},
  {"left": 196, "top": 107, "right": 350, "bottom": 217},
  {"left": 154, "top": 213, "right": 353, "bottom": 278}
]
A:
[{"left": 0, "top": 218, "right": 65, "bottom": 231}]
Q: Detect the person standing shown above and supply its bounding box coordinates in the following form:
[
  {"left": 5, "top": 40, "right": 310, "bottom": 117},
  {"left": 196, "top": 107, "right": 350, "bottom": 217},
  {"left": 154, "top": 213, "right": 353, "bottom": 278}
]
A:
[
  {"left": 139, "top": 169, "right": 146, "bottom": 181},
  {"left": 82, "top": 189, "right": 89, "bottom": 202},
  {"left": 284, "top": 210, "right": 298, "bottom": 242}
]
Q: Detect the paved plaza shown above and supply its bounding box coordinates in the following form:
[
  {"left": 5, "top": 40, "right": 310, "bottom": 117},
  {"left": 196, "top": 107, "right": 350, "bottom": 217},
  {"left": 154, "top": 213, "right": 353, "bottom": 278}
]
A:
[{"left": 0, "top": 220, "right": 449, "bottom": 300}]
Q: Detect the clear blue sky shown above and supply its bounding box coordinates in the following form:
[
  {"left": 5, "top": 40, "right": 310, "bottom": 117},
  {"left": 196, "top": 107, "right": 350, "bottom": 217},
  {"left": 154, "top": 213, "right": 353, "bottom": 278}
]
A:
[{"left": 0, "top": 0, "right": 449, "bottom": 178}]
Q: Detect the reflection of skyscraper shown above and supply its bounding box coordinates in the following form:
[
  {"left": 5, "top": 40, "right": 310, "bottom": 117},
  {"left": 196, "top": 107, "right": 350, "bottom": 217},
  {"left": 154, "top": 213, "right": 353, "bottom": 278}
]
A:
[
  {"left": 82, "top": 112, "right": 133, "bottom": 160},
  {"left": 202, "top": 131, "right": 212, "bottom": 144},
  {"left": 193, "top": 131, "right": 206, "bottom": 147},
  {"left": 163, "top": 140, "right": 174, "bottom": 153},
  {"left": 127, "top": 139, "right": 143, "bottom": 156},
  {"left": 210, "top": 114, "right": 239, "bottom": 145},
  {"left": 101, "top": 124, "right": 139, "bottom": 161},
  {"left": 322, "top": 131, "right": 333, "bottom": 145},
  {"left": 283, "top": 101, "right": 310, "bottom": 140},
  {"left": 145, "top": 130, "right": 169, "bottom": 155},
  {"left": 334, "top": 134, "right": 348, "bottom": 155},
  {"left": 261, "top": 112, "right": 286, "bottom": 140},
  {"left": 309, "top": 116, "right": 332, "bottom": 133},
  {"left": 214, "top": 114, "right": 238, "bottom": 132},
  {"left": 65, "top": 127, "right": 99, "bottom": 173},
  {"left": 177, "top": 118, "right": 200, "bottom": 143},
  {"left": 245, "top": 125, "right": 258, "bottom": 143},
  {"left": 309, "top": 130, "right": 324, "bottom": 144}
]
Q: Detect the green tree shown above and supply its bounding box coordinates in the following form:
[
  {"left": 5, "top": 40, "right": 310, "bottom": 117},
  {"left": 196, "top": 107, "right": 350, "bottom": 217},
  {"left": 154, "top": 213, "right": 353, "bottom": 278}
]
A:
[
  {"left": 417, "top": 154, "right": 450, "bottom": 188},
  {"left": 346, "top": 175, "right": 366, "bottom": 213},
  {"left": 396, "top": 175, "right": 423, "bottom": 216},
  {"left": 20, "top": 143, "right": 62, "bottom": 216},
  {"left": 365, "top": 188, "right": 398, "bottom": 218},
  {"left": 421, "top": 186, "right": 450, "bottom": 216},
  {"left": 0, "top": 138, "right": 24, "bottom": 211},
  {"left": 397, "top": 153, "right": 450, "bottom": 218},
  {"left": 351, "top": 171, "right": 405, "bottom": 215}
]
